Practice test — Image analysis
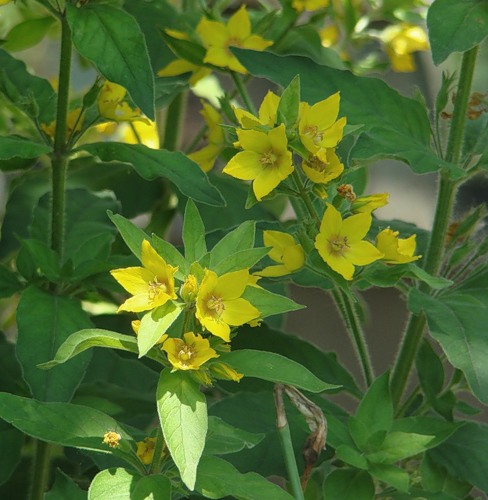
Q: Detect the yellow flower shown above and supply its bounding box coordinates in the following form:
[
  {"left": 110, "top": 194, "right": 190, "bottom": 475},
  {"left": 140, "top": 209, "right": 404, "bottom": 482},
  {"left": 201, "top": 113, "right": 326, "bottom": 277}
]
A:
[
  {"left": 234, "top": 90, "right": 280, "bottom": 129},
  {"left": 376, "top": 228, "right": 421, "bottom": 264},
  {"left": 136, "top": 437, "right": 156, "bottom": 465},
  {"left": 314, "top": 203, "right": 383, "bottom": 280},
  {"left": 158, "top": 59, "right": 211, "bottom": 86},
  {"left": 210, "top": 362, "right": 243, "bottom": 382},
  {"left": 180, "top": 274, "right": 198, "bottom": 303},
  {"left": 380, "top": 23, "right": 429, "bottom": 72},
  {"left": 103, "top": 431, "right": 121, "bottom": 448},
  {"left": 195, "top": 269, "right": 260, "bottom": 341},
  {"left": 302, "top": 148, "right": 344, "bottom": 185},
  {"left": 188, "top": 102, "right": 225, "bottom": 172},
  {"left": 121, "top": 120, "right": 159, "bottom": 149},
  {"left": 196, "top": 5, "right": 273, "bottom": 74},
  {"left": 110, "top": 240, "right": 178, "bottom": 313},
  {"left": 98, "top": 82, "right": 150, "bottom": 123},
  {"left": 41, "top": 108, "right": 85, "bottom": 139},
  {"left": 223, "top": 124, "right": 293, "bottom": 201},
  {"left": 162, "top": 332, "right": 219, "bottom": 370},
  {"left": 298, "top": 93, "right": 346, "bottom": 154},
  {"left": 256, "top": 230, "right": 305, "bottom": 277},
  {"left": 351, "top": 193, "right": 389, "bottom": 213},
  {"left": 292, "top": 0, "right": 329, "bottom": 13},
  {"left": 320, "top": 25, "right": 339, "bottom": 48}
]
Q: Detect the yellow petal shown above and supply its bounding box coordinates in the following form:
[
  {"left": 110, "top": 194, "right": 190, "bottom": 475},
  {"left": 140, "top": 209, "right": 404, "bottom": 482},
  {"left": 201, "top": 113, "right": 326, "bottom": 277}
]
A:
[
  {"left": 111, "top": 267, "right": 153, "bottom": 295},
  {"left": 347, "top": 241, "right": 384, "bottom": 266},
  {"left": 227, "top": 5, "right": 251, "bottom": 40},
  {"left": 214, "top": 269, "right": 250, "bottom": 300},
  {"left": 341, "top": 212, "right": 372, "bottom": 243},
  {"left": 221, "top": 298, "right": 260, "bottom": 326}
]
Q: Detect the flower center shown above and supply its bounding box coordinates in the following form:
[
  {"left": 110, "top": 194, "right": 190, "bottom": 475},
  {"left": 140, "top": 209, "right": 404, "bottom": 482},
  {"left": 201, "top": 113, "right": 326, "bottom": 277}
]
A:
[
  {"left": 207, "top": 295, "right": 225, "bottom": 316},
  {"left": 178, "top": 345, "right": 195, "bottom": 363},
  {"left": 260, "top": 149, "right": 278, "bottom": 167},
  {"left": 329, "top": 235, "right": 349, "bottom": 255},
  {"left": 303, "top": 125, "right": 324, "bottom": 145},
  {"left": 307, "top": 155, "right": 327, "bottom": 172},
  {"left": 148, "top": 277, "right": 167, "bottom": 300}
]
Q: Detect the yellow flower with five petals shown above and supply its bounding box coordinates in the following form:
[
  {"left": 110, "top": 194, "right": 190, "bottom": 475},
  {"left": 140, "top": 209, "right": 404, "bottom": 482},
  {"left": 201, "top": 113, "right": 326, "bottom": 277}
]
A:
[
  {"left": 302, "top": 148, "right": 344, "bottom": 185},
  {"left": 298, "top": 93, "right": 346, "bottom": 154},
  {"left": 314, "top": 203, "right": 383, "bottom": 280},
  {"left": 223, "top": 124, "right": 293, "bottom": 201},
  {"left": 196, "top": 5, "right": 273, "bottom": 74},
  {"left": 256, "top": 230, "right": 305, "bottom": 277},
  {"left": 195, "top": 269, "right": 260, "bottom": 341},
  {"left": 110, "top": 240, "right": 178, "bottom": 313},
  {"left": 162, "top": 332, "right": 219, "bottom": 371},
  {"left": 376, "top": 228, "right": 421, "bottom": 264}
]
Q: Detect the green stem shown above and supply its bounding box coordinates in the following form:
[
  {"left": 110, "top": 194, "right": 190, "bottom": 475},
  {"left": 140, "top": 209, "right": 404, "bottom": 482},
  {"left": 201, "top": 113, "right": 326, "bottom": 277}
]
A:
[
  {"left": 230, "top": 71, "right": 256, "bottom": 115},
  {"left": 163, "top": 92, "right": 186, "bottom": 151},
  {"left": 274, "top": 385, "right": 305, "bottom": 500},
  {"left": 50, "top": 13, "right": 72, "bottom": 259},
  {"left": 332, "top": 288, "right": 374, "bottom": 387},
  {"left": 150, "top": 427, "right": 166, "bottom": 474},
  {"left": 390, "top": 47, "right": 479, "bottom": 410},
  {"left": 30, "top": 441, "right": 51, "bottom": 500},
  {"left": 290, "top": 171, "right": 321, "bottom": 228}
]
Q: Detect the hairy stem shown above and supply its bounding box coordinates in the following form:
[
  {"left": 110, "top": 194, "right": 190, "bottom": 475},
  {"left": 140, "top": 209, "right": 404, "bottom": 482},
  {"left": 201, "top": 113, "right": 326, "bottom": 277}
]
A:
[{"left": 391, "top": 46, "right": 479, "bottom": 410}]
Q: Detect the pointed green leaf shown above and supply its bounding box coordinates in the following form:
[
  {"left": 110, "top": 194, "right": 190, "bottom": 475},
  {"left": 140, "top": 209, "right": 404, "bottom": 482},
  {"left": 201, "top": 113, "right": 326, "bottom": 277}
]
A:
[
  {"left": 0, "top": 265, "right": 23, "bottom": 299},
  {"left": 324, "top": 469, "right": 375, "bottom": 500},
  {"left": 219, "top": 349, "right": 339, "bottom": 393},
  {"left": 349, "top": 373, "right": 393, "bottom": 451},
  {"left": 212, "top": 248, "right": 270, "bottom": 275},
  {"left": 79, "top": 142, "right": 224, "bottom": 206},
  {"left": 138, "top": 302, "right": 183, "bottom": 357},
  {"left": 151, "top": 234, "right": 190, "bottom": 279},
  {"left": 38, "top": 328, "right": 162, "bottom": 370},
  {"left": 428, "top": 422, "right": 488, "bottom": 493},
  {"left": 209, "top": 220, "right": 256, "bottom": 268},
  {"left": 66, "top": 3, "right": 154, "bottom": 119},
  {"left": 183, "top": 199, "right": 207, "bottom": 262},
  {"left": 195, "top": 455, "right": 294, "bottom": 499},
  {"left": 88, "top": 468, "right": 171, "bottom": 500},
  {"left": 368, "top": 463, "right": 410, "bottom": 492},
  {"left": 16, "top": 286, "right": 93, "bottom": 402},
  {"left": 0, "top": 48, "right": 56, "bottom": 124},
  {"left": 277, "top": 74, "right": 300, "bottom": 130},
  {"left": 0, "top": 136, "right": 52, "bottom": 159},
  {"left": 3, "top": 17, "right": 55, "bottom": 53},
  {"left": 427, "top": 0, "right": 488, "bottom": 65},
  {"left": 367, "top": 432, "right": 434, "bottom": 464},
  {"left": 242, "top": 285, "right": 304, "bottom": 318},
  {"left": 0, "top": 393, "right": 133, "bottom": 455},
  {"left": 335, "top": 445, "right": 368, "bottom": 470},
  {"left": 156, "top": 369, "right": 207, "bottom": 490},
  {"left": 409, "top": 287, "right": 488, "bottom": 404},
  {"left": 108, "top": 211, "right": 147, "bottom": 260},
  {"left": 45, "top": 469, "right": 87, "bottom": 500},
  {"left": 0, "top": 420, "right": 23, "bottom": 486}
]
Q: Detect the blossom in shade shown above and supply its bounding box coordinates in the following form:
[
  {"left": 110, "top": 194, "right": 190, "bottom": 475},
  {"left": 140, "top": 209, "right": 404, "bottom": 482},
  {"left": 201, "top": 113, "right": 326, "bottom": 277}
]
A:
[
  {"left": 162, "top": 332, "right": 219, "bottom": 370},
  {"left": 376, "top": 228, "right": 421, "bottom": 264},
  {"left": 256, "top": 230, "right": 305, "bottom": 277}
]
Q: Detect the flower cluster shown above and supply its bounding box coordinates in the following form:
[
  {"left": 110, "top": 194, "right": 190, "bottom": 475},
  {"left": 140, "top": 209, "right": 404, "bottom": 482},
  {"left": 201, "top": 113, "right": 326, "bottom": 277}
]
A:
[{"left": 111, "top": 240, "right": 260, "bottom": 383}]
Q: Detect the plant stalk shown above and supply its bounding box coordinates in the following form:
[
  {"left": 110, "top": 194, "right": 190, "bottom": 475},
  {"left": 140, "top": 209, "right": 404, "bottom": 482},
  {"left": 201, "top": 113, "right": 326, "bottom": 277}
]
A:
[
  {"left": 230, "top": 71, "right": 256, "bottom": 115},
  {"left": 163, "top": 92, "right": 186, "bottom": 151},
  {"left": 390, "top": 46, "right": 479, "bottom": 410},
  {"left": 50, "top": 13, "right": 72, "bottom": 260},
  {"left": 30, "top": 440, "right": 51, "bottom": 500}
]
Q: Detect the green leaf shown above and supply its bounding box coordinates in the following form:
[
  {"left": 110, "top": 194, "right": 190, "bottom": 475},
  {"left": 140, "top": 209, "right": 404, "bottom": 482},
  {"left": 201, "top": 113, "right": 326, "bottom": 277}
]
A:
[
  {"left": 367, "top": 432, "right": 434, "bottom": 464},
  {"left": 421, "top": 454, "right": 473, "bottom": 498},
  {"left": 349, "top": 373, "right": 392, "bottom": 451},
  {"left": 427, "top": 0, "right": 488, "bottom": 65},
  {"left": 212, "top": 248, "right": 270, "bottom": 276},
  {"left": 137, "top": 302, "right": 183, "bottom": 357},
  {"left": 219, "top": 350, "right": 339, "bottom": 393},
  {"left": 0, "top": 420, "right": 23, "bottom": 486},
  {"left": 107, "top": 211, "right": 147, "bottom": 260},
  {"left": 156, "top": 369, "right": 207, "bottom": 490},
  {"left": 66, "top": 3, "right": 154, "bottom": 119},
  {"left": 16, "top": 286, "right": 93, "bottom": 402},
  {"left": 79, "top": 142, "right": 224, "bottom": 206},
  {"left": 183, "top": 199, "right": 207, "bottom": 263},
  {"left": 368, "top": 463, "right": 410, "bottom": 492},
  {"left": 242, "top": 285, "right": 304, "bottom": 319},
  {"left": 3, "top": 17, "right": 55, "bottom": 52},
  {"left": 232, "top": 49, "right": 452, "bottom": 177},
  {"left": 0, "top": 136, "right": 52, "bottom": 159},
  {"left": 19, "top": 239, "right": 60, "bottom": 281},
  {"left": 416, "top": 340, "right": 446, "bottom": 414},
  {"left": 335, "top": 445, "right": 368, "bottom": 470},
  {"left": 428, "top": 422, "right": 488, "bottom": 493},
  {"left": 204, "top": 416, "right": 264, "bottom": 455},
  {"left": 232, "top": 324, "right": 361, "bottom": 396},
  {"left": 38, "top": 328, "right": 162, "bottom": 370},
  {"left": 88, "top": 468, "right": 171, "bottom": 500},
  {"left": 0, "top": 393, "right": 134, "bottom": 456},
  {"left": 392, "top": 417, "right": 462, "bottom": 449},
  {"left": 0, "top": 48, "right": 56, "bottom": 124},
  {"left": 195, "top": 455, "right": 294, "bottom": 500},
  {"left": 209, "top": 220, "right": 256, "bottom": 269},
  {"left": 31, "top": 189, "right": 119, "bottom": 268},
  {"left": 409, "top": 287, "right": 488, "bottom": 404},
  {"left": 277, "top": 74, "right": 300, "bottom": 130},
  {"left": 324, "top": 469, "right": 374, "bottom": 500},
  {"left": 45, "top": 469, "right": 87, "bottom": 500}
]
